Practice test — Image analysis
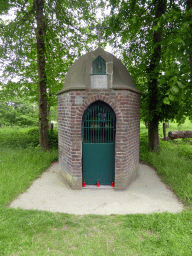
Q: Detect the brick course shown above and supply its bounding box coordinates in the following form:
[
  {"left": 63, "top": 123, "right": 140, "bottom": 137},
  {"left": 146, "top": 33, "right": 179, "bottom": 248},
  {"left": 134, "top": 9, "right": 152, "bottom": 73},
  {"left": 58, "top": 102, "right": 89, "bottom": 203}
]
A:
[{"left": 58, "top": 89, "right": 140, "bottom": 190}]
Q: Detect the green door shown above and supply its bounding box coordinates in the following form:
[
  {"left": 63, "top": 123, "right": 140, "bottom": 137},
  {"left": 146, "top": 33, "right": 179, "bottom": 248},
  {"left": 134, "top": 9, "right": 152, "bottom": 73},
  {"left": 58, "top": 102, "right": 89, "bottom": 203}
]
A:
[{"left": 82, "top": 101, "right": 116, "bottom": 185}]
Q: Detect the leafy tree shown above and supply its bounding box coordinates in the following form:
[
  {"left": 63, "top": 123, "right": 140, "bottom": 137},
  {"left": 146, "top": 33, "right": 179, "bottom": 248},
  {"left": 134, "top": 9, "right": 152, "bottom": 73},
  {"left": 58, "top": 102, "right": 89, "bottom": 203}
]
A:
[
  {"left": 0, "top": 0, "right": 97, "bottom": 150},
  {"left": 106, "top": 0, "right": 192, "bottom": 150},
  {"left": 0, "top": 97, "right": 38, "bottom": 127}
]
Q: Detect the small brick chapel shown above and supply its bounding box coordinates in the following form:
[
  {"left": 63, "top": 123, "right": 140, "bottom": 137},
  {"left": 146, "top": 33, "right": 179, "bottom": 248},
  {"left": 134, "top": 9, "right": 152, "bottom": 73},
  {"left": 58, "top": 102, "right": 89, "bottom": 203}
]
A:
[{"left": 57, "top": 47, "right": 141, "bottom": 190}]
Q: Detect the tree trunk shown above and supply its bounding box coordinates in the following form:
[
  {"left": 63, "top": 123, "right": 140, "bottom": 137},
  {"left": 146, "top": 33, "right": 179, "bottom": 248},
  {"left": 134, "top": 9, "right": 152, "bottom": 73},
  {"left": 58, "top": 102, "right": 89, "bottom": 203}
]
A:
[
  {"left": 163, "top": 122, "right": 166, "bottom": 140},
  {"left": 148, "top": 0, "right": 167, "bottom": 151},
  {"left": 34, "top": 0, "right": 49, "bottom": 150},
  {"left": 47, "top": 93, "right": 52, "bottom": 129},
  {"left": 148, "top": 118, "right": 159, "bottom": 151},
  {"left": 168, "top": 131, "right": 192, "bottom": 139}
]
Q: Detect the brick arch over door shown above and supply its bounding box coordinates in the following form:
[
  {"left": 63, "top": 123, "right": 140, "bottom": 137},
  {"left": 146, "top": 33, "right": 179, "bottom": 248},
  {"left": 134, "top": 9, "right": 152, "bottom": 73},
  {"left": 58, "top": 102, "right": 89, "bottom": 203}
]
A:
[
  {"left": 78, "top": 95, "right": 121, "bottom": 121},
  {"left": 75, "top": 94, "right": 123, "bottom": 140}
]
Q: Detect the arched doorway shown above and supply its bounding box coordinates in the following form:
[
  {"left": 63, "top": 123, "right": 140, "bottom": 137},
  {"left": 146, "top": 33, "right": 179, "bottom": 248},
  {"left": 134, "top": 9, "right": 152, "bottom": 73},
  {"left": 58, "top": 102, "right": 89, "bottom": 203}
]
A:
[{"left": 82, "top": 101, "right": 116, "bottom": 185}]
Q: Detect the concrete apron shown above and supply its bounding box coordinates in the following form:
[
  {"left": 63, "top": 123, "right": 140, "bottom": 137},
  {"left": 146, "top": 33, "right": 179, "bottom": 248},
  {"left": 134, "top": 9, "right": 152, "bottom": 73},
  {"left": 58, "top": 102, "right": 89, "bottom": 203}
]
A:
[{"left": 9, "top": 163, "right": 184, "bottom": 215}]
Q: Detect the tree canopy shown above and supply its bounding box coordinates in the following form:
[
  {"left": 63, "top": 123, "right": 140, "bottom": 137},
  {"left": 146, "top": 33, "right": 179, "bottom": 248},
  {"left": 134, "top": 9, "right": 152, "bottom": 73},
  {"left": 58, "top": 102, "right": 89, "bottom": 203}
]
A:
[
  {"left": 0, "top": 0, "right": 97, "bottom": 106},
  {"left": 0, "top": 0, "right": 98, "bottom": 149},
  {"left": 106, "top": 0, "right": 192, "bottom": 120},
  {"left": 105, "top": 0, "right": 192, "bottom": 149}
]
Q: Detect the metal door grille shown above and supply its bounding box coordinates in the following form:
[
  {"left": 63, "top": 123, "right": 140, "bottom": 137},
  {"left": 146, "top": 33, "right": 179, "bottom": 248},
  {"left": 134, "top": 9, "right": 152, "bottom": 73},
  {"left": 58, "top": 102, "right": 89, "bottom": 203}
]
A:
[{"left": 82, "top": 101, "right": 116, "bottom": 144}]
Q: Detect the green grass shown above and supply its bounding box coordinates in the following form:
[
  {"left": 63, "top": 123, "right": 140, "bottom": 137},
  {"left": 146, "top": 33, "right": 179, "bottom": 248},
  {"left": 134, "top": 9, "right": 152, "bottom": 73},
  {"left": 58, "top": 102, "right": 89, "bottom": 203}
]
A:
[
  {"left": 0, "top": 147, "right": 58, "bottom": 206},
  {"left": 140, "top": 119, "right": 192, "bottom": 206},
  {"left": 0, "top": 126, "right": 58, "bottom": 149},
  {"left": 0, "top": 125, "right": 192, "bottom": 255},
  {"left": 1, "top": 209, "right": 192, "bottom": 255}
]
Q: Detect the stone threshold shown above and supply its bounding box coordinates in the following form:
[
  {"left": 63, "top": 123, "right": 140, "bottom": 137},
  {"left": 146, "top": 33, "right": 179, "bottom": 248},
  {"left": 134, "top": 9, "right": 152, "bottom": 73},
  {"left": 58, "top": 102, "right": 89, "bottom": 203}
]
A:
[{"left": 82, "top": 185, "right": 114, "bottom": 189}]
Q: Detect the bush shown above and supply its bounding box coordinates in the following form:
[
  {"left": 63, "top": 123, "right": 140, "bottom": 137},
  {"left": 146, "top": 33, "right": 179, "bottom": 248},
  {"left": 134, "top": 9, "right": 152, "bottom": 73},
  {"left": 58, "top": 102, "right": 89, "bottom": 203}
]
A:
[
  {"left": 27, "top": 127, "right": 39, "bottom": 136},
  {"left": 28, "top": 127, "right": 58, "bottom": 149},
  {"left": 48, "top": 129, "right": 58, "bottom": 149},
  {"left": 0, "top": 127, "right": 58, "bottom": 149}
]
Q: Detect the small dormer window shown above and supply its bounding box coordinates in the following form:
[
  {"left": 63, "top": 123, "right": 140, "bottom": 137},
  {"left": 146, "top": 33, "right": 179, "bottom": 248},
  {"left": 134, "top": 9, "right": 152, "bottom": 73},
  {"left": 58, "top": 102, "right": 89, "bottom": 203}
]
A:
[{"left": 92, "top": 56, "right": 106, "bottom": 75}]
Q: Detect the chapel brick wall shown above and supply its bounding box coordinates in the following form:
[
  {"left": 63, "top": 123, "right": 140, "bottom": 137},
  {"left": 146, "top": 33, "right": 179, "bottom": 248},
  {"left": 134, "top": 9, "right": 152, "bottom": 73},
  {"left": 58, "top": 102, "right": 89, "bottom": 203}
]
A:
[{"left": 57, "top": 89, "right": 140, "bottom": 190}]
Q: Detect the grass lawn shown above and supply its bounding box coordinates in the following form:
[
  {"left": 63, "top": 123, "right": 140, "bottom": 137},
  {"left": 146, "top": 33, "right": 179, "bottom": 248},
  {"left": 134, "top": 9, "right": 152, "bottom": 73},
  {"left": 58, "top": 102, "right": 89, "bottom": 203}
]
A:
[
  {"left": 0, "top": 124, "right": 192, "bottom": 255},
  {"left": 1, "top": 208, "right": 192, "bottom": 255},
  {"left": 140, "top": 120, "right": 192, "bottom": 205}
]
